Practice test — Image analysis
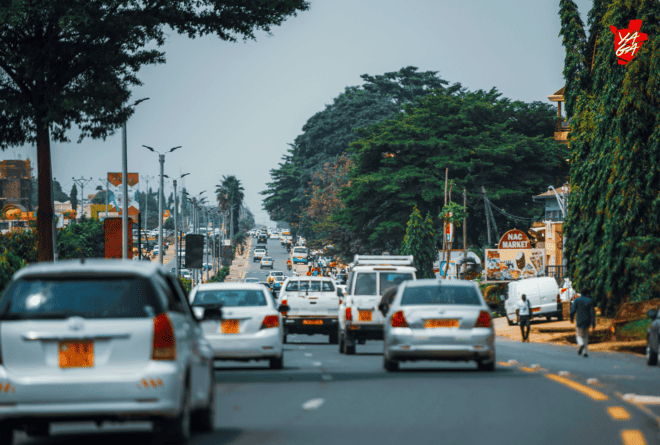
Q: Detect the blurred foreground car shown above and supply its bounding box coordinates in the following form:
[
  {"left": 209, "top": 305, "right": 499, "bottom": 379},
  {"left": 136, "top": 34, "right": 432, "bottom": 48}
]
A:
[
  {"left": 381, "top": 279, "right": 496, "bottom": 372},
  {"left": 0, "top": 260, "right": 216, "bottom": 444},
  {"left": 189, "top": 283, "right": 288, "bottom": 369},
  {"left": 647, "top": 304, "right": 660, "bottom": 366}
]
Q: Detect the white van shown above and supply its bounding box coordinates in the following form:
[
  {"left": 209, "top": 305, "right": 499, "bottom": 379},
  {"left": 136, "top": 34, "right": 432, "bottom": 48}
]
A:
[{"left": 503, "top": 277, "right": 562, "bottom": 325}]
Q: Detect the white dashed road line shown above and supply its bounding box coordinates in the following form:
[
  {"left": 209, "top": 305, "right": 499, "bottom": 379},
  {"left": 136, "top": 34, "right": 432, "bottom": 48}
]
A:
[
  {"left": 302, "top": 398, "right": 325, "bottom": 410},
  {"left": 305, "top": 353, "right": 312, "bottom": 357},
  {"left": 622, "top": 394, "right": 660, "bottom": 405},
  {"left": 313, "top": 362, "right": 322, "bottom": 366}
]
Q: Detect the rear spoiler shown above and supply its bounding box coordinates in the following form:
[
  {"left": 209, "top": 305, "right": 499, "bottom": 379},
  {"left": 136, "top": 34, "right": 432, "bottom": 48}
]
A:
[{"left": 353, "top": 255, "right": 415, "bottom": 267}]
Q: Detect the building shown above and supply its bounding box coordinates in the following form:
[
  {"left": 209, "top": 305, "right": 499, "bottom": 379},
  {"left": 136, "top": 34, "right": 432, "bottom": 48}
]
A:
[
  {"left": 0, "top": 159, "right": 33, "bottom": 216},
  {"left": 547, "top": 87, "right": 569, "bottom": 145}
]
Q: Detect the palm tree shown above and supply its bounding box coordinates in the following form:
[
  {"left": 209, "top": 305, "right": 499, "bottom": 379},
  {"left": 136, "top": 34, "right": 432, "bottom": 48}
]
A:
[{"left": 215, "top": 175, "right": 245, "bottom": 237}]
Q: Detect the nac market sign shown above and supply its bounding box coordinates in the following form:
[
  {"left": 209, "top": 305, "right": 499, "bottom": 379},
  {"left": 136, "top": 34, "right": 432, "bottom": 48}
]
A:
[
  {"left": 611, "top": 20, "right": 647, "bottom": 65},
  {"left": 485, "top": 229, "right": 544, "bottom": 283}
]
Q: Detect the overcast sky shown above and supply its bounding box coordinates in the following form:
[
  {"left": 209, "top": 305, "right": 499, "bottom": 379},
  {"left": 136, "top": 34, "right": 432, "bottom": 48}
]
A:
[{"left": 5, "top": 0, "right": 592, "bottom": 227}]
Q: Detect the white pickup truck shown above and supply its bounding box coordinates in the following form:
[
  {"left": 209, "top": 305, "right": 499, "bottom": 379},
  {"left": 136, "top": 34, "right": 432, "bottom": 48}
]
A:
[
  {"left": 278, "top": 276, "right": 343, "bottom": 344},
  {"left": 338, "top": 255, "right": 416, "bottom": 354}
]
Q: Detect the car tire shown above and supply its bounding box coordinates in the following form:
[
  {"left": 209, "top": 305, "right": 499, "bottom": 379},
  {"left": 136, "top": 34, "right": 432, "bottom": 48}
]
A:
[
  {"left": 329, "top": 331, "right": 338, "bottom": 344},
  {"left": 647, "top": 343, "right": 658, "bottom": 366},
  {"left": 383, "top": 355, "right": 399, "bottom": 372},
  {"left": 0, "top": 422, "right": 13, "bottom": 445},
  {"left": 158, "top": 381, "right": 191, "bottom": 444},
  {"left": 269, "top": 356, "right": 283, "bottom": 369},
  {"left": 24, "top": 422, "right": 49, "bottom": 437},
  {"left": 558, "top": 312, "right": 564, "bottom": 322},
  {"left": 192, "top": 375, "right": 215, "bottom": 433},
  {"left": 338, "top": 330, "right": 345, "bottom": 353},
  {"left": 477, "top": 355, "right": 496, "bottom": 372},
  {"left": 283, "top": 334, "right": 288, "bottom": 344},
  {"left": 345, "top": 342, "right": 356, "bottom": 355}
]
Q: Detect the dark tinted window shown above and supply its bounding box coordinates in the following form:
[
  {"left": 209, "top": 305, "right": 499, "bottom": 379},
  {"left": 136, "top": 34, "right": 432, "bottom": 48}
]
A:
[
  {"left": 401, "top": 285, "right": 481, "bottom": 306},
  {"left": 285, "top": 281, "right": 299, "bottom": 291},
  {"left": 322, "top": 281, "right": 335, "bottom": 292},
  {"left": 192, "top": 290, "right": 267, "bottom": 307},
  {"left": 0, "top": 277, "right": 164, "bottom": 319},
  {"left": 355, "top": 273, "right": 377, "bottom": 295},
  {"left": 310, "top": 281, "right": 321, "bottom": 292},
  {"left": 379, "top": 273, "right": 413, "bottom": 296},
  {"left": 300, "top": 281, "right": 310, "bottom": 292}
]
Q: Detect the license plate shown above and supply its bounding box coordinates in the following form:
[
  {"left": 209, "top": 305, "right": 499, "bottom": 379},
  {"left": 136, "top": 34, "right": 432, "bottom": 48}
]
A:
[
  {"left": 532, "top": 308, "right": 541, "bottom": 313},
  {"left": 303, "top": 319, "right": 323, "bottom": 325},
  {"left": 59, "top": 341, "right": 94, "bottom": 368},
  {"left": 221, "top": 319, "right": 239, "bottom": 334},
  {"left": 424, "top": 319, "right": 459, "bottom": 328},
  {"left": 358, "top": 310, "right": 372, "bottom": 322}
]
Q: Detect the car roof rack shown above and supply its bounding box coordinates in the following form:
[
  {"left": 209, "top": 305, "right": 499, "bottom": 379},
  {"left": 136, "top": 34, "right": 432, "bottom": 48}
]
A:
[{"left": 352, "top": 255, "right": 415, "bottom": 267}]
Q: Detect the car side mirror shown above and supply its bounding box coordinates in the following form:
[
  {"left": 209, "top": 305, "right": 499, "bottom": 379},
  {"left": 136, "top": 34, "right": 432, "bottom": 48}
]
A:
[
  {"left": 278, "top": 304, "right": 290, "bottom": 313},
  {"left": 203, "top": 306, "right": 223, "bottom": 320},
  {"left": 648, "top": 309, "right": 657, "bottom": 319},
  {"left": 378, "top": 303, "right": 388, "bottom": 317}
]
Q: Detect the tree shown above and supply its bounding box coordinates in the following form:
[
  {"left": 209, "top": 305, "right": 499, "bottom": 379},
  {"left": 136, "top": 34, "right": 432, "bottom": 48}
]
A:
[
  {"left": 338, "top": 86, "right": 569, "bottom": 252},
  {"left": 215, "top": 175, "right": 244, "bottom": 234},
  {"left": 561, "top": 0, "right": 660, "bottom": 313},
  {"left": 163, "top": 217, "right": 174, "bottom": 230},
  {"left": 400, "top": 206, "right": 436, "bottom": 279},
  {"left": 0, "top": 0, "right": 310, "bottom": 262},
  {"left": 69, "top": 184, "right": 78, "bottom": 215},
  {"left": 91, "top": 190, "right": 107, "bottom": 204},
  {"left": 57, "top": 216, "right": 105, "bottom": 259},
  {"left": 239, "top": 207, "right": 256, "bottom": 233}
]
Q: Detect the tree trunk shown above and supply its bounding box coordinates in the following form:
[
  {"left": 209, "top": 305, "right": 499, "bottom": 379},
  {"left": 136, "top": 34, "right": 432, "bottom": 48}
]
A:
[{"left": 36, "top": 116, "right": 54, "bottom": 262}]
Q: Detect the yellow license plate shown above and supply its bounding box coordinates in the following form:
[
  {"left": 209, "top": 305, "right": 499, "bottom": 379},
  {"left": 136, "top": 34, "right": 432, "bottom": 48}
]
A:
[
  {"left": 221, "top": 319, "right": 239, "bottom": 334},
  {"left": 532, "top": 308, "right": 541, "bottom": 313},
  {"left": 303, "top": 319, "right": 323, "bottom": 325},
  {"left": 59, "top": 341, "right": 94, "bottom": 368},
  {"left": 358, "top": 310, "right": 372, "bottom": 322},
  {"left": 424, "top": 319, "right": 459, "bottom": 328}
]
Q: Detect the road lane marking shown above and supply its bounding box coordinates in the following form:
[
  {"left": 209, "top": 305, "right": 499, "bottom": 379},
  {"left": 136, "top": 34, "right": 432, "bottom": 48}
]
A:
[
  {"left": 621, "top": 430, "right": 647, "bottom": 445},
  {"left": 520, "top": 367, "right": 538, "bottom": 372},
  {"left": 507, "top": 359, "right": 517, "bottom": 365},
  {"left": 622, "top": 394, "right": 660, "bottom": 405},
  {"left": 559, "top": 371, "right": 570, "bottom": 376},
  {"left": 498, "top": 361, "right": 513, "bottom": 366},
  {"left": 545, "top": 374, "right": 608, "bottom": 401},
  {"left": 607, "top": 407, "right": 631, "bottom": 420},
  {"left": 587, "top": 378, "right": 602, "bottom": 387},
  {"left": 302, "top": 398, "right": 325, "bottom": 410},
  {"left": 305, "top": 353, "right": 312, "bottom": 357},
  {"left": 313, "top": 362, "right": 322, "bottom": 366}
]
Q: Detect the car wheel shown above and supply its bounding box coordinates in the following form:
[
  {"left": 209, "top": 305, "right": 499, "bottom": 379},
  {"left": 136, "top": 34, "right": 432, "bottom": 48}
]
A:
[
  {"left": 158, "top": 381, "right": 191, "bottom": 443},
  {"left": 283, "top": 334, "right": 288, "bottom": 344},
  {"left": 24, "top": 422, "right": 49, "bottom": 437},
  {"left": 338, "top": 330, "right": 345, "bottom": 353},
  {"left": 269, "top": 356, "right": 283, "bottom": 369},
  {"left": 329, "top": 331, "right": 338, "bottom": 344},
  {"left": 0, "top": 422, "right": 13, "bottom": 445},
  {"left": 558, "top": 312, "right": 564, "bottom": 322},
  {"left": 345, "top": 341, "right": 356, "bottom": 355},
  {"left": 383, "top": 355, "right": 399, "bottom": 372},
  {"left": 477, "top": 355, "right": 496, "bottom": 372},
  {"left": 192, "top": 375, "right": 215, "bottom": 433},
  {"left": 647, "top": 343, "right": 658, "bottom": 366}
]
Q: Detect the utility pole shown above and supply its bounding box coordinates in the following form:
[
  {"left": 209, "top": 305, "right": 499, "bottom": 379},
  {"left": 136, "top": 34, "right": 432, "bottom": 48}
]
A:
[
  {"left": 482, "top": 186, "right": 491, "bottom": 246},
  {"left": 72, "top": 177, "right": 92, "bottom": 221},
  {"left": 174, "top": 179, "right": 179, "bottom": 278},
  {"left": 141, "top": 175, "right": 154, "bottom": 232},
  {"left": 230, "top": 205, "right": 235, "bottom": 245},
  {"left": 463, "top": 188, "right": 467, "bottom": 277}
]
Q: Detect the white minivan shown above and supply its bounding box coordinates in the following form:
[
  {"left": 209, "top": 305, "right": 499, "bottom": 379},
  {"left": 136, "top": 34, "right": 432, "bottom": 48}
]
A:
[{"left": 503, "top": 277, "right": 562, "bottom": 325}]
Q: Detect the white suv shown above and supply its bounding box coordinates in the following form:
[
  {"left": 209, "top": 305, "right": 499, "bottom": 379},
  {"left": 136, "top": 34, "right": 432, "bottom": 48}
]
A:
[
  {"left": 338, "top": 255, "right": 416, "bottom": 354},
  {"left": 253, "top": 248, "right": 267, "bottom": 262}
]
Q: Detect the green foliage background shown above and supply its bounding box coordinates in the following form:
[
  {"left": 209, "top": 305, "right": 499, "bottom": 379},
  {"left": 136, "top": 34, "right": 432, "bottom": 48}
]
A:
[{"left": 400, "top": 206, "right": 436, "bottom": 279}]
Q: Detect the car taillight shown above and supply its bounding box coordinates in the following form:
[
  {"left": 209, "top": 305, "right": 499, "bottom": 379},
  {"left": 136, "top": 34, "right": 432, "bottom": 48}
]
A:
[
  {"left": 152, "top": 313, "right": 176, "bottom": 361},
  {"left": 281, "top": 299, "right": 288, "bottom": 316},
  {"left": 345, "top": 307, "right": 352, "bottom": 321},
  {"left": 391, "top": 311, "right": 408, "bottom": 328},
  {"left": 261, "top": 315, "right": 279, "bottom": 329},
  {"left": 557, "top": 294, "right": 561, "bottom": 303},
  {"left": 475, "top": 311, "right": 492, "bottom": 328}
]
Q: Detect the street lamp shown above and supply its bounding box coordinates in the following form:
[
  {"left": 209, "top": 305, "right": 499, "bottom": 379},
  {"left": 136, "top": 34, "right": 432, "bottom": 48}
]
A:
[
  {"left": 143, "top": 145, "right": 181, "bottom": 265},
  {"left": 121, "top": 97, "right": 149, "bottom": 259},
  {"left": 164, "top": 173, "right": 189, "bottom": 278}
]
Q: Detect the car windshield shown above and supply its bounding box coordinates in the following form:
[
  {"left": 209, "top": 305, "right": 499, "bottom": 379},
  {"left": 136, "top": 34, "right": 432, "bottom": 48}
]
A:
[
  {"left": 400, "top": 285, "right": 482, "bottom": 306},
  {"left": 0, "top": 277, "right": 164, "bottom": 320},
  {"left": 262, "top": 257, "right": 272, "bottom": 261},
  {"left": 192, "top": 290, "right": 267, "bottom": 307},
  {"left": 272, "top": 272, "right": 283, "bottom": 276},
  {"left": 379, "top": 273, "right": 414, "bottom": 296}
]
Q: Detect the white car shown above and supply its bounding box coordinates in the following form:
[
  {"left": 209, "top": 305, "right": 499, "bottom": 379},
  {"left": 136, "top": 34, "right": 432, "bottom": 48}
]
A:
[
  {"left": 260, "top": 257, "right": 274, "bottom": 269},
  {"left": 189, "top": 283, "right": 287, "bottom": 369},
  {"left": 0, "top": 260, "right": 215, "bottom": 443},
  {"left": 253, "top": 248, "right": 267, "bottom": 262}
]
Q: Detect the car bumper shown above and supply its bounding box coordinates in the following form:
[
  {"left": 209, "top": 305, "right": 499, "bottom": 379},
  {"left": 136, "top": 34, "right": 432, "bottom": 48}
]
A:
[
  {"left": 292, "top": 258, "right": 307, "bottom": 264},
  {"left": 0, "top": 362, "right": 184, "bottom": 420},
  {"left": 385, "top": 328, "right": 495, "bottom": 361},
  {"left": 284, "top": 317, "right": 338, "bottom": 335},
  {"left": 205, "top": 327, "right": 283, "bottom": 360}
]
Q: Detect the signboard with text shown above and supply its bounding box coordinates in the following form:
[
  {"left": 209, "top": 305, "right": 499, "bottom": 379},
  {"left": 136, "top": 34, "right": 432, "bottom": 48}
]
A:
[{"left": 485, "top": 229, "right": 544, "bottom": 282}]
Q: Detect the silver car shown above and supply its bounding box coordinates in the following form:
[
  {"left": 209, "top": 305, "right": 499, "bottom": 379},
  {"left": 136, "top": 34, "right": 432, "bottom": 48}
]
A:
[
  {"left": 381, "top": 279, "right": 496, "bottom": 372},
  {"left": 646, "top": 304, "right": 660, "bottom": 366},
  {"left": 189, "top": 283, "right": 287, "bottom": 369},
  {"left": 0, "top": 260, "right": 215, "bottom": 444}
]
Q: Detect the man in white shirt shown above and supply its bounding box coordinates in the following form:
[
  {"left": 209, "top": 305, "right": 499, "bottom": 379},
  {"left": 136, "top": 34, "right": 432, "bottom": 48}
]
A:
[{"left": 516, "top": 294, "right": 532, "bottom": 342}]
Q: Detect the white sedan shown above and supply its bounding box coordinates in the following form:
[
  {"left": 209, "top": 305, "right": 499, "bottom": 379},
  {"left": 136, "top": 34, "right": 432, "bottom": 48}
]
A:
[
  {"left": 260, "top": 257, "right": 274, "bottom": 269},
  {"left": 189, "top": 283, "right": 288, "bottom": 369}
]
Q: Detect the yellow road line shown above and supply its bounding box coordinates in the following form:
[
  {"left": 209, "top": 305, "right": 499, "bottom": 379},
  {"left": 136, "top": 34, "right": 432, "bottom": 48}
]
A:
[
  {"left": 621, "top": 430, "right": 647, "bottom": 445},
  {"left": 498, "top": 362, "right": 513, "bottom": 366},
  {"left": 607, "top": 406, "right": 631, "bottom": 420},
  {"left": 545, "top": 374, "right": 608, "bottom": 401}
]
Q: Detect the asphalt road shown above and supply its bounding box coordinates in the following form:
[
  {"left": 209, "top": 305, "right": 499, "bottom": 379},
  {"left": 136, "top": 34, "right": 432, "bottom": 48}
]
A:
[{"left": 14, "top": 238, "right": 660, "bottom": 444}]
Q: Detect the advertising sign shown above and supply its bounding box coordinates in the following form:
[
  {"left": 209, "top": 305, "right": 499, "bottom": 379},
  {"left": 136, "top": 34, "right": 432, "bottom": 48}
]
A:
[
  {"left": 485, "top": 229, "right": 544, "bottom": 282},
  {"left": 104, "top": 217, "right": 133, "bottom": 259},
  {"left": 108, "top": 173, "right": 139, "bottom": 223},
  {"left": 610, "top": 20, "right": 647, "bottom": 65},
  {"left": 438, "top": 261, "right": 457, "bottom": 278},
  {"left": 185, "top": 234, "right": 204, "bottom": 269}
]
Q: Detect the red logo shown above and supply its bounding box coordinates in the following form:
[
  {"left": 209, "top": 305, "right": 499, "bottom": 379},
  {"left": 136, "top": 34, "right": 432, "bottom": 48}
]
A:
[{"left": 610, "top": 20, "right": 648, "bottom": 65}]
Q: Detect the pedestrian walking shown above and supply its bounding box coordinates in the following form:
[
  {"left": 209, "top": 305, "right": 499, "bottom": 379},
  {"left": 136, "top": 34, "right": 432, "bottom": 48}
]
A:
[
  {"left": 516, "top": 294, "right": 532, "bottom": 342},
  {"left": 570, "top": 290, "right": 596, "bottom": 357}
]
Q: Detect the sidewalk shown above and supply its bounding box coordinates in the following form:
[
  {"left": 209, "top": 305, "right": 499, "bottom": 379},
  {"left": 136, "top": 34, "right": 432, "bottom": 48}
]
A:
[{"left": 224, "top": 238, "right": 252, "bottom": 282}]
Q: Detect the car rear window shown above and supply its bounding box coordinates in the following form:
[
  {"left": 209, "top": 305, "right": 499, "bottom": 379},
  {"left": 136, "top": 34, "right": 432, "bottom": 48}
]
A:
[
  {"left": 322, "top": 281, "right": 335, "bottom": 292},
  {"left": 400, "top": 285, "right": 482, "bottom": 306},
  {"left": 354, "top": 273, "right": 377, "bottom": 295},
  {"left": 379, "top": 273, "right": 414, "bottom": 296},
  {"left": 192, "top": 290, "right": 267, "bottom": 307},
  {"left": 0, "top": 277, "right": 165, "bottom": 320}
]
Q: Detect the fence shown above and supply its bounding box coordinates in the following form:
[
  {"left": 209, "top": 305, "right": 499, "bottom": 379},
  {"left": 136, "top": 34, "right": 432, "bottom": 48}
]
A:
[{"left": 545, "top": 265, "right": 566, "bottom": 285}]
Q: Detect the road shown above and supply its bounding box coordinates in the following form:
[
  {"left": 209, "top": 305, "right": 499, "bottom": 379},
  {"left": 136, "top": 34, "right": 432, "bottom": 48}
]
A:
[{"left": 14, "top": 238, "right": 660, "bottom": 444}]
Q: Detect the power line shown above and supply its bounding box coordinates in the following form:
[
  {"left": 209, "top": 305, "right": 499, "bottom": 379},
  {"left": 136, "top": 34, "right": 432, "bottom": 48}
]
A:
[{"left": 487, "top": 197, "right": 544, "bottom": 223}]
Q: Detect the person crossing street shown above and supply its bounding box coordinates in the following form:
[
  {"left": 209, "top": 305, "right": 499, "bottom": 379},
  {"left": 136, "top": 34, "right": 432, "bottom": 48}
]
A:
[
  {"left": 516, "top": 294, "right": 532, "bottom": 342},
  {"left": 570, "top": 290, "right": 596, "bottom": 357}
]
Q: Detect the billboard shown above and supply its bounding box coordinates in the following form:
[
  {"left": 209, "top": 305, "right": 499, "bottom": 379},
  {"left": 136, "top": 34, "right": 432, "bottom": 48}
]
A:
[
  {"left": 104, "top": 217, "right": 133, "bottom": 259},
  {"left": 185, "top": 234, "right": 204, "bottom": 269},
  {"left": 485, "top": 229, "right": 545, "bottom": 282},
  {"left": 108, "top": 173, "right": 139, "bottom": 223}
]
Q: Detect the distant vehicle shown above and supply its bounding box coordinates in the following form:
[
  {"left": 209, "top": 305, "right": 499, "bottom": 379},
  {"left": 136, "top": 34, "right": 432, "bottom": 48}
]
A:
[
  {"left": 260, "top": 257, "right": 274, "bottom": 269},
  {"left": 257, "top": 234, "right": 268, "bottom": 244},
  {"left": 267, "top": 271, "right": 285, "bottom": 284},
  {"left": 271, "top": 276, "right": 286, "bottom": 291},
  {"left": 503, "top": 277, "right": 562, "bottom": 326},
  {"left": 0, "top": 260, "right": 215, "bottom": 442},
  {"left": 243, "top": 277, "right": 260, "bottom": 283},
  {"left": 647, "top": 304, "right": 659, "bottom": 366},
  {"left": 188, "top": 283, "right": 287, "bottom": 369},
  {"left": 253, "top": 248, "right": 267, "bottom": 262},
  {"left": 292, "top": 247, "right": 308, "bottom": 264}
]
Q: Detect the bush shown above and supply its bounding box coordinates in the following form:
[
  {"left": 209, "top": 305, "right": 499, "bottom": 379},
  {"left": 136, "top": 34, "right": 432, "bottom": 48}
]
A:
[
  {"left": 617, "top": 319, "right": 652, "bottom": 341},
  {"left": 0, "top": 249, "right": 27, "bottom": 293},
  {"left": 178, "top": 277, "right": 192, "bottom": 294},
  {"left": 208, "top": 266, "right": 229, "bottom": 283}
]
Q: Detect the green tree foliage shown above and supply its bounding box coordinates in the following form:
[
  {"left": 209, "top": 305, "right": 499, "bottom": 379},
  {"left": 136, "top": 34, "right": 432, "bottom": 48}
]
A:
[
  {"left": 0, "top": 249, "right": 26, "bottom": 293},
  {"left": 69, "top": 184, "right": 78, "bottom": 214},
  {"left": 0, "top": 230, "right": 38, "bottom": 264},
  {"left": 208, "top": 266, "right": 230, "bottom": 283},
  {"left": 164, "top": 217, "right": 174, "bottom": 230},
  {"left": 400, "top": 206, "right": 436, "bottom": 279},
  {"left": 57, "top": 216, "right": 105, "bottom": 259},
  {"left": 216, "top": 175, "right": 245, "bottom": 233},
  {"left": 561, "top": 0, "right": 660, "bottom": 313},
  {"left": 558, "top": 0, "right": 587, "bottom": 118},
  {"left": 0, "top": 0, "right": 309, "bottom": 262},
  {"left": 137, "top": 189, "right": 159, "bottom": 230},
  {"left": 91, "top": 190, "right": 107, "bottom": 205},
  {"left": 339, "top": 86, "right": 569, "bottom": 252},
  {"left": 239, "top": 207, "right": 256, "bottom": 233},
  {"left": 262, "top": 67, "right": 448, "bottom": 231}
]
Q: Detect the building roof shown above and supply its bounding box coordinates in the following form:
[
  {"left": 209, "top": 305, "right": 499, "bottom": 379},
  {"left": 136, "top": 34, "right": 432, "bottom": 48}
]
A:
[
  {"left": 533, "top": 183, "right": 570, "bottom": 199},
  {"left": 547, "top": 86, "right": 565, "bottom": 102}
]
